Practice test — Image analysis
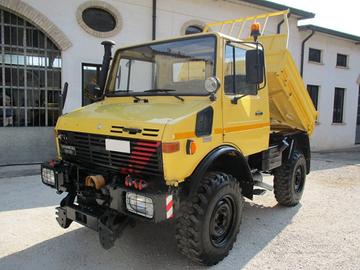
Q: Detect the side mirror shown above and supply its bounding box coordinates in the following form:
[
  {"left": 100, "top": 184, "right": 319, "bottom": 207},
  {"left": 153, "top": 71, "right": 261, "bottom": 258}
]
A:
[
  {"left": 246, "top": 49, "right": 265, "bottom": 84},
  {"left": 85, "top": 83, "right": 103, "bottom": 101}
]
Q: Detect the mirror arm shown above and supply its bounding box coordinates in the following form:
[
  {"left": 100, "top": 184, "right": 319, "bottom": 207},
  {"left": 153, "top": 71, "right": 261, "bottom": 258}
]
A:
[{"left": 59, "top": 82, "right": 68, "bottom": 115}]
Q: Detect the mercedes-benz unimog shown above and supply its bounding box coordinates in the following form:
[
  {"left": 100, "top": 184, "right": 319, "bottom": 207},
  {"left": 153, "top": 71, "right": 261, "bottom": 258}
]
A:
[{"left": 41, "top": 10, "right": 317, "bottom": 265}]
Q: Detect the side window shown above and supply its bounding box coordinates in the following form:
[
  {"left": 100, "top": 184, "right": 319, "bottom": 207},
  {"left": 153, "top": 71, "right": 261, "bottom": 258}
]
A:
[{"left": 224, "top": 45, "right": 257, "bottom": 95}]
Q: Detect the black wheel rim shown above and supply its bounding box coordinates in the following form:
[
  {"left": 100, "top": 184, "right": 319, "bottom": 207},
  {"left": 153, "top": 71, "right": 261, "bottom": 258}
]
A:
[
  {"left": 294, "top": 165, "right": 305, "bottom": 193},
  {"left": 209, "top": 195, "right": 236, "bottom": 248}
]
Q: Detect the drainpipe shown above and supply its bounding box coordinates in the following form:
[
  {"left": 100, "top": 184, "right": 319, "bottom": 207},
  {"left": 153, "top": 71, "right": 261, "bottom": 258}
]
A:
[
  {"left": 277, "top": 14, "right": 290, "bottom": 34},
  {"left": 152, "top": 0, "right": 157, "bottom": 40},
  {"left": 277, "top": 19, "right": 284, "bottom": 34},
  {"left": 300, "top": 30, "right": 315, "bottom": 77}
]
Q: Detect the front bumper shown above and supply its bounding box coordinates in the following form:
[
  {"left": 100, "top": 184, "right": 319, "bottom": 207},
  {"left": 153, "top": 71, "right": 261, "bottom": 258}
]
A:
[{"left": 41, "top": 160, "right": 178, "bottom": 224}]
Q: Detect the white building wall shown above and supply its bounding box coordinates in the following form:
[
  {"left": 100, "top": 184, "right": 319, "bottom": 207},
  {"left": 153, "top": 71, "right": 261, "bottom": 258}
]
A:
[
  {"left": 5, "top": 0, "right": 360, "bottom": 155},
  {"left": 301, "top": 32, "right": 360, "bottom": 150}
]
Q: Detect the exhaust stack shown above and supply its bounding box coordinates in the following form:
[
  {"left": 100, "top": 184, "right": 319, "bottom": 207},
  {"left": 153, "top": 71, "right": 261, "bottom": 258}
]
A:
[{"left": 98, "top": 40, "right": 116, "bottom": 92}]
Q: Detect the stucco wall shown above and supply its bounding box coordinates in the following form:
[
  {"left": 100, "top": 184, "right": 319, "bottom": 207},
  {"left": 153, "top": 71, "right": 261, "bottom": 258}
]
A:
[
  {"left": 301, "top": 32, "right": 360, "bottom": 150},
  {"left": 0, "top": 128, "right": 55, "bottom": 165},
  {"left": 1, "top": 0, "right": 359, "bottom": 165}
]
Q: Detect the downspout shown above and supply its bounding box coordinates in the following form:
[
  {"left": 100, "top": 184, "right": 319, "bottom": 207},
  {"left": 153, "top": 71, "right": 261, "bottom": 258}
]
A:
[
  {"left": 152, "top": 0, "right": 157, "bottom": 87},
  {"left": 152, "top": 0, "right": 157, "bottom": 40},
  {"left": 300, "top": 30, "right": 315, "bottom": 77},
  {"left": 277, "top": 19, "right": 284, "bottom": 34},
  {"left": 277, "top": 14, "right": 290, "bottom": 34}
]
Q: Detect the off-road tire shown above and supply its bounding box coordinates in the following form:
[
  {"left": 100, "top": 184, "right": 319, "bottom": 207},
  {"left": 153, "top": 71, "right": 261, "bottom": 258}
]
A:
[
  {"left": 273, "top": 151, "right": 306, "bottom": 206},
  {"left": 175, "top": 171, "right": 244, "bottom": 266}
]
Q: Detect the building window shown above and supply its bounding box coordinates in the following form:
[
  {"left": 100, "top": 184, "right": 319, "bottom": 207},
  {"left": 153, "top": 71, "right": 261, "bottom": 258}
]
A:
[
  {"left": 336, "top": 53, "right": 348, "bottom": 68},
  {"left": 82, "top": 8, "right": 116, "bottom": 32},
  {"left": 185, "top": 25, "right": 203, "bottom": 35},
  {"left": 76, "top": 1, "right": 122, "bottom": 38},
  {"left": 307, "top": 85, "right": 319, "bottom": 110},
  {"left": 181, "top": 20, "right": 206, "bottom": 35},
  {"left": 82, "top": 63, "right": 101, "bottom": 106},
  {"left": 333, "top": 87, "right": 345, "bottom": 123},
  {"left": 308, "top": 48, "right": 322, "bottom": 63},
  {"left": 0, "top": 9, "right": 62, "bottom": 127}
]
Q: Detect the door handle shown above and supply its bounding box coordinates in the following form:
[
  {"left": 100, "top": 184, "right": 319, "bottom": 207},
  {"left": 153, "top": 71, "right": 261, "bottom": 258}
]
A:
[{"left": 255, "top": 111, "right": 263, "bottom": 116}]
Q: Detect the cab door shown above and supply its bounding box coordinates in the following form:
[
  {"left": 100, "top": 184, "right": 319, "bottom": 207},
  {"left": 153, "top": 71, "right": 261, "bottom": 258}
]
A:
[{"left": 221, "top": 43, "right": 270, "bottom": 156}]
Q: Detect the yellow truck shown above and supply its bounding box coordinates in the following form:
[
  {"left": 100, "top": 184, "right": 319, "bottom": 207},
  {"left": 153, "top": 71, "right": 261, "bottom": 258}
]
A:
[{"left": 41, "top": 10, "right": 316, "bottom": 265}]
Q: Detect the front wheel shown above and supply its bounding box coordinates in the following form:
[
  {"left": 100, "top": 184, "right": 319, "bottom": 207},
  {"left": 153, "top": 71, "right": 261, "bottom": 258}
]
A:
[
  {"left": 175, "top": 172, "right": 244, "bottom": 266},
  {"left": 273, "top": 151, "right": 307, "bottom": 206}
]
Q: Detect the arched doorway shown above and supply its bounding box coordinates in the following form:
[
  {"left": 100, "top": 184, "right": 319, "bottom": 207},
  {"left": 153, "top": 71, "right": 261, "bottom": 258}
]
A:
[{"left": 0, "top": 8, "right": 62, "bottom": 127}]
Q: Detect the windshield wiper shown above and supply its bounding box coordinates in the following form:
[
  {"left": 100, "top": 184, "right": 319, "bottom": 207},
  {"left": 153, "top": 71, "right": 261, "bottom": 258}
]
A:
[
  {"left": 144, "top": 89, "right": 184, "bottom": 102},
  {"left": 132, "top": 95, "right": 148, "bottom": 103},
  {"left": 108, "top": 90, "right": 148, "bottom": 103},
  {"left": 144, "top": 88, "right": 176, "bottom": 93}
]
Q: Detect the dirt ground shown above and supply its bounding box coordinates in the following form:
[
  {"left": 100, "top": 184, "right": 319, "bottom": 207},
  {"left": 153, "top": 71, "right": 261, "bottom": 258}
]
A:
[{"left": 0, "top": 150, "right": 359, "bottom": 270}]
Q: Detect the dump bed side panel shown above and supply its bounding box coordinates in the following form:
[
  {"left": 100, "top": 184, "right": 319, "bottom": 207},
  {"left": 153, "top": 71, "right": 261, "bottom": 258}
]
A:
[{"left": 258, "top": 35, "right": 317, "bottom": 135}]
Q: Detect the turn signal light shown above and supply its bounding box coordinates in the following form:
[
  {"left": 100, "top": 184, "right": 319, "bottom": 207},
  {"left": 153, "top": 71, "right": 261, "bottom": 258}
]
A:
[{"left": 162, "top": 142, "right": 180, "bottom": 153}]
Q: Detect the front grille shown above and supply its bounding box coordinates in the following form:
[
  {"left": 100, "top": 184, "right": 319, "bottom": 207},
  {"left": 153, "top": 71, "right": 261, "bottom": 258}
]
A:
[{"left": 59, "top": 131, "right": 163, "bottom": 176}]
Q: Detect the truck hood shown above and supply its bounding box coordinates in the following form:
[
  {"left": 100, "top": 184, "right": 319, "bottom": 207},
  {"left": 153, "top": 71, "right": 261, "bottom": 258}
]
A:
[{"left": 56, "top": 98, "right": 211, "bottom": 140}]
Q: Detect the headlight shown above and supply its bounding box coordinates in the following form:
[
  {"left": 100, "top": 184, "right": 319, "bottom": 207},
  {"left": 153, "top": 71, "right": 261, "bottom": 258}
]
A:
[
  {"left": 41, "top": 161, "right": 65, "bottom": 190},
  {"left": 125, "top": 192, "right": 154, "bottom": 219},
  {"left": 41, "top": 167, "right": 56, "bottom": 186}
]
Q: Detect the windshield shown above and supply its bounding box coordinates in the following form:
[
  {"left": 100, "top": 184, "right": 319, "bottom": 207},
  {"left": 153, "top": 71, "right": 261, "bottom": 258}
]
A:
[{"left": 107, "top": 35, "right": 216, "bottom": 96}]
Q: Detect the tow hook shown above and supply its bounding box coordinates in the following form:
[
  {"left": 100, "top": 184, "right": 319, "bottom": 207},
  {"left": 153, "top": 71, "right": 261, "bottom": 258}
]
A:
[{"left": 98, "top": 211, "right": 130, "bottom": 249}]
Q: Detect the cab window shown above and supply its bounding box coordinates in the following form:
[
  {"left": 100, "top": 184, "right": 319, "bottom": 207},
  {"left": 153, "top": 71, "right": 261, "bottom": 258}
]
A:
[{"left": 224, "top": 44, "right": 256, "bottom": 95}]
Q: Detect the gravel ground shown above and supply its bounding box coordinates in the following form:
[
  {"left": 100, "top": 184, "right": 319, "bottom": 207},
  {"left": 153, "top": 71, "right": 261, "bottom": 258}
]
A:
[{"left": 0, "top": 151, "right": 359, "bottom": 270}]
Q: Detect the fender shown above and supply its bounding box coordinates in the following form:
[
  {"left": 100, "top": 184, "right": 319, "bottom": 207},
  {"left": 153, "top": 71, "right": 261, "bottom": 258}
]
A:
[{"left": 187, "top": 145, "right": 254, "bottom": 199}]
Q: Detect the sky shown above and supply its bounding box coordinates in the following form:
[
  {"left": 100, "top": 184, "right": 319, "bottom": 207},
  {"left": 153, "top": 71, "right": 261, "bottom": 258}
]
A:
[{"left": 269, "top": 0, "right": 360, "bottom": 36}]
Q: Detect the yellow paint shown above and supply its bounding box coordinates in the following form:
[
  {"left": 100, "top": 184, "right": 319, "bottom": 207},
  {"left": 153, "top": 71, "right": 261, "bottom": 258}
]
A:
[{"left": 55, "top": 10, "right": 316, "bottom": 186}]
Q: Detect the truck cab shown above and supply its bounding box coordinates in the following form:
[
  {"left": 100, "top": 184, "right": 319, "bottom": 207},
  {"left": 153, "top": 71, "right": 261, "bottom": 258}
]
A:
[{"left": 41, "top": 10, "right": 317, "bottom": 265}]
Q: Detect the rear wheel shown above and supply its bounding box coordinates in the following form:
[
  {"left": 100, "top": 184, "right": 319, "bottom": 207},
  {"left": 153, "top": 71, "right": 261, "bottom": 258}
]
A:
[
  {"left": 175, "top": 172, "right": 244, "bottom": 265},
  {"left": 273, "top": 151, "right": 306, "bottom": 206}
]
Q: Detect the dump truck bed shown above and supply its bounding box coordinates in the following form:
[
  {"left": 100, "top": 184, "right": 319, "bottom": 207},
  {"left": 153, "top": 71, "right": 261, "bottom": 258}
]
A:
[{"left": 260, "top": 34, "right": 317, "bottom": 135}]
